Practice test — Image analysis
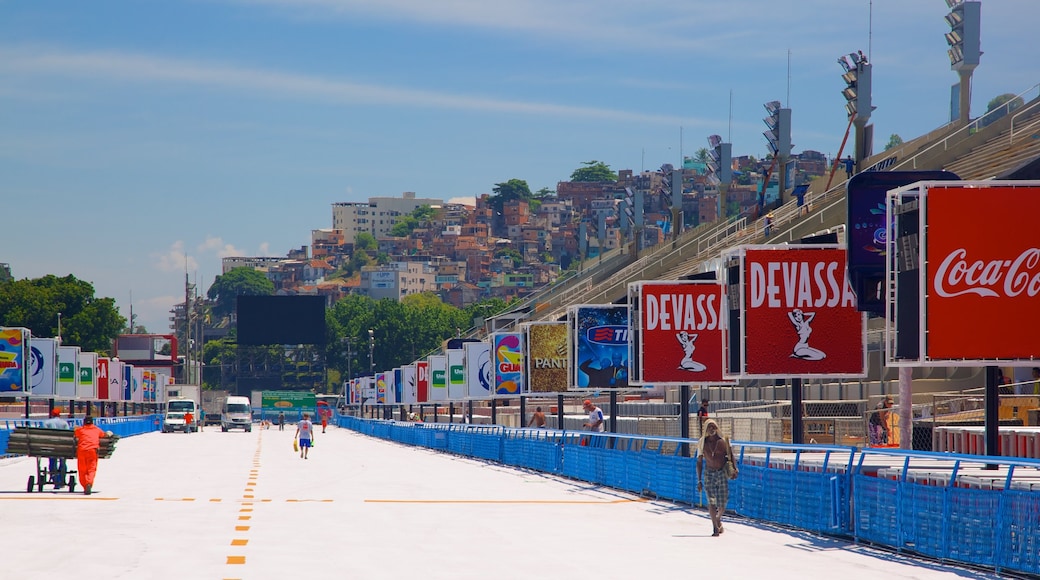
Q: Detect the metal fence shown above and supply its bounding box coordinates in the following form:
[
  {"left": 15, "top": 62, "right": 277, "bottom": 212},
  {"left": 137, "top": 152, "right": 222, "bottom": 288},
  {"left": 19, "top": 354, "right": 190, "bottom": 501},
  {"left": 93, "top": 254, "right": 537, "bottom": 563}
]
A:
[{"left": 338, "top": 415, "right": 1040, "bottom": 577}]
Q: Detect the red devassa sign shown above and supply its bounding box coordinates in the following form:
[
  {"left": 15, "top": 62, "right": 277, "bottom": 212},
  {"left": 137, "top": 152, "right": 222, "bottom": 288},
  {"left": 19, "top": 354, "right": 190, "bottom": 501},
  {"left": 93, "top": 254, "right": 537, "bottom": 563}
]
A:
[
  {"left": 742, "top": 247, "right": 865, "bottom": 376},
  {"left": 926, "top": 185, "right": 1040, "bottom": 360},
  {"left": 639, "top": 283, "right": 726, "bottom": 383}
]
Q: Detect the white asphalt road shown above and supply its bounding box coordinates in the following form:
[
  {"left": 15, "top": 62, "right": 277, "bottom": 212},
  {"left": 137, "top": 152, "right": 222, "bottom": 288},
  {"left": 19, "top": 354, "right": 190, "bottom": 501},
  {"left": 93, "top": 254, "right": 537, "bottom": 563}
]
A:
[{"left": 0, "top": 424, "right": 1005, "bottom": 580}]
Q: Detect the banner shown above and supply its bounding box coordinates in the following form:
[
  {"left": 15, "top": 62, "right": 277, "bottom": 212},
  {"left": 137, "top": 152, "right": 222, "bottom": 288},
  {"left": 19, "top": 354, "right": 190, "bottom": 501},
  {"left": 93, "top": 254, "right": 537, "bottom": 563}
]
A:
[
  {"left": 97, "top": 358, "right": 110, "bottom": 400},
  {"left": 728, "top": 245, "right": 867, "bottom": 378},
  {"left": 400, "top": 365, "right": 417, "bottom": 404},
  {"left": 633, "top": 281, "right": 728, "bottom": 384},
  {"left": 29, "top": 337, "right": 58, "bottom": 396},
  {"left": 924, "top": 184, "right": 1040, "bottom": 361},
  {"left": 492, "top": 333, "right": 524, "bottom": 395},
  {"left": 57, "top": 346, "right": 80, "bottom": 399},
  {"left": 428, "top": 355, "right": 447, "bottom": 401},
  {"left": 132, "top": 367, "right": 144, "bottom": 402},
  {"left": 525, "top": 322, "right": 569, "bottom": 393},
  {"left": 122, "top": 363, "right": 133, "bottom": 401},
  {"left": 0, "top": 327, "right": 30, "bottom": 394},
  {"left": 393, "top": 367, "right": 403, "bottom": 405},
  {"left": 108, "top": 359, "right": 124, "bottom": 401},
  {"left": 415, "top": 361, "right": 429, "bottom": 403},
  {"left": 261, "top": 390, "right": 316, "bottom": 409},
  {"left": 569, "top": 305, "right": 630, "bottom": 390},
  {"left": 464, "top": 341, "right": 492, "bottom": 399},
  {"left": 76, "top": 352, "right": 98, "bottom": 400},
  {"left": 446, "top": 349, "right": 465, "bottom": 399}
]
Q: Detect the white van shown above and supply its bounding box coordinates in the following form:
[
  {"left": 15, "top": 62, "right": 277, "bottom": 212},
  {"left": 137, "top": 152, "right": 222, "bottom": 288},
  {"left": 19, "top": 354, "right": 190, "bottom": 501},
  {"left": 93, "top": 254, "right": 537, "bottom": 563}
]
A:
[{"left": 221, "top": 396, "right": 253, "bottom": 432}]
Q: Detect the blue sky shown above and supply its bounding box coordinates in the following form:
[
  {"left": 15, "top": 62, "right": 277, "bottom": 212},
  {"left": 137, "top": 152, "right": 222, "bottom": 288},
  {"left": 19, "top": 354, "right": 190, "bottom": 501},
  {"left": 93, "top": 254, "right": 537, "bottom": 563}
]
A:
[{"left": 1, "top": 0, "right": 1034, "bottom": 334}]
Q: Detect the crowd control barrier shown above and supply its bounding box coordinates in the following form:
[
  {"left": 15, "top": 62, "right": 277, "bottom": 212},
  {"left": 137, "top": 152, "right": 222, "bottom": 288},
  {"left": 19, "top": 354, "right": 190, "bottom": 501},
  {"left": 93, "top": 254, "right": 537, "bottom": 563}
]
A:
[{"left": 338, "top": 414, "right": 1040, "bottom": 577}]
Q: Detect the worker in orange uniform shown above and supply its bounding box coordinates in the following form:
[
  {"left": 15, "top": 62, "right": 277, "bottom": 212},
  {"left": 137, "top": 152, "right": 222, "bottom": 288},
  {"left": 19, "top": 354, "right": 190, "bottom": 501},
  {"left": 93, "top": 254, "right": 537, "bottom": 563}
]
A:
[
  {"left": 184, "top": 411, "right": 194, "bottom": 433},
  {"left": 73, "top": 416, "right": 109, "bottom": 495}
]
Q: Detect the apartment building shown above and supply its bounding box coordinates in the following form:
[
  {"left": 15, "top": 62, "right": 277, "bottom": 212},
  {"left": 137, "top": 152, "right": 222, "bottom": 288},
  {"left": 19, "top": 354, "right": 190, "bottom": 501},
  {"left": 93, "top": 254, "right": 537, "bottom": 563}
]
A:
[{"left": 332, "top": 192, "right": 443, "bottom": 242}]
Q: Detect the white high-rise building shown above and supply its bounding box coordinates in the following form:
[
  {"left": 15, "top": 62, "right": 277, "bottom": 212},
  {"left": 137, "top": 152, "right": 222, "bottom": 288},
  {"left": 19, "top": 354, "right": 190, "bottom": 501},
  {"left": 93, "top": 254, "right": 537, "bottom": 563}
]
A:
[{"left": 332, "top": 192, "right": 443, "bottom": 242}]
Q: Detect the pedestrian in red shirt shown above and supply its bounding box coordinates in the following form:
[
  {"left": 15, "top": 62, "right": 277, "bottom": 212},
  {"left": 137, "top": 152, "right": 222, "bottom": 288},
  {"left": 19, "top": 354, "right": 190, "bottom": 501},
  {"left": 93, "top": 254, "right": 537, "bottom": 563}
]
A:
[
  {"left": 74, "top": 416, "right": 108, "bottom": 495},
  {"left": 184, "top": 411, "right": 194, "bottom": 433}
]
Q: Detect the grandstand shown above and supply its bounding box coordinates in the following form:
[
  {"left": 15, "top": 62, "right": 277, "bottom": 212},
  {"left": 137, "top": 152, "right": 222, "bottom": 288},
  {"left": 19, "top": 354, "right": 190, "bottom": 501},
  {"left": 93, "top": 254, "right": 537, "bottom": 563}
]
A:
[{"left": 485, "top": 81, "right": 1040, "bottom": 404}]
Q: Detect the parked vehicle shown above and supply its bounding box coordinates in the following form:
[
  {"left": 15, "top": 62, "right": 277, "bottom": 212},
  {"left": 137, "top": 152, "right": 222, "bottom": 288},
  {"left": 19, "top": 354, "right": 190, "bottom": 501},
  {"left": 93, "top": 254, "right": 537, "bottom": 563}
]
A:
[
  {"left": 166, "top": 398, "right": 198, "bottom": 433},
  {"left": 221, "top": 396, "right": 253, "bottom": 432},
  {"left": 162, "top": 411, "right": 190, "bottom": 433},
  {"left": 202, "top": 390, "right": 229, "bottom": 426}
]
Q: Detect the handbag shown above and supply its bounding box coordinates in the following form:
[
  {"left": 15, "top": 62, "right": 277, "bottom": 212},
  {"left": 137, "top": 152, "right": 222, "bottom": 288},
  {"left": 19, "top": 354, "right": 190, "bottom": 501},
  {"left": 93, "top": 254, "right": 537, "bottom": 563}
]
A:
[
  {"left": 293, "top": 439, "right": 299, "bottom": 452},
  {"left": 724, "top": 457, "right": 738, "bottom": 480}
]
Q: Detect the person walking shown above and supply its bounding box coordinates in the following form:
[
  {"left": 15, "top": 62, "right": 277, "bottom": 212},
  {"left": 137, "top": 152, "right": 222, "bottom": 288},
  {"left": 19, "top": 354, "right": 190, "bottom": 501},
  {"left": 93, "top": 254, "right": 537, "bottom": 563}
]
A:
[
  {"left": 295, "top": 413, "right": 314, "bottom": 459},
  {"left": 696, "top": 419, "right": 738, "bottom": 536},
  {"left": 528, "top": 406, "right": 546, "bottom": 428},
  {"left": 74, "top": 416, "right": 110, "bottom": 495},
  {"left": 277, "top": 411, "right": 286, "bottom": 431},
  {"left": 183, "top": 411, "right": 194, "bottom": 434},
  {"left": 42, "top": 408, "right": 70, "bottom": 488}
]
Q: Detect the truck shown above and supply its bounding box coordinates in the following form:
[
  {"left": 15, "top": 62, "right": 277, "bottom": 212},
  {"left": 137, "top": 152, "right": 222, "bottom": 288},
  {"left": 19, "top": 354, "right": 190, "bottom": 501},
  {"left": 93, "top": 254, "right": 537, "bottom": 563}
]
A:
[
  {"left": 165, "top": 384, "right": 200, "bottom": 408},
  {"left": 202, "top": 390, "right": 230, "bottom": 426}
]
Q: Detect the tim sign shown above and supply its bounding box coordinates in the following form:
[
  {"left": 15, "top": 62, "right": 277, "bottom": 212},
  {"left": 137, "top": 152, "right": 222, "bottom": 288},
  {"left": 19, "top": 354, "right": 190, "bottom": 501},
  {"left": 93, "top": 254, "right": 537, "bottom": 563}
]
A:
[
  {"left": 735, "top": 246, "right": 866, "bottom": 378},
  {"left": 925, "top": 184, "right": 1040, "bottom": 361},
  {"left": 636, "top": 281, "right": 727, "bottom": 384}
]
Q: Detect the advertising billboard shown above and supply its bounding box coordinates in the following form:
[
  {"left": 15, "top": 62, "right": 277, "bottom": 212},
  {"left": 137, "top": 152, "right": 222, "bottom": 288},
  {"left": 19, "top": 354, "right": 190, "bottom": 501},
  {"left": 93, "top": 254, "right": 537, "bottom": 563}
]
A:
[
  {"left": 29, "top": 337, "right": 58, "bottom": 396},
  {"left": 726, "top": 245, "right": 867, "bottom": 378},
  {"left": 57, "top": 345, "right": 80, "bottom": 399},
  {"left": 415, "top": 360, "right": 429, "bottom": 403},
  {"left": 446, "top": 349, "right": 466, "bottom": 399},
  {"left": 0, "top": 327, "right": 30, "bottom": 394},
  {"left": 630, "top": 281, "right": 729, "bottom": 385},
  {"left": 888, "top": 182, "right": 1040, "bottom": 365},
  {"left": 464, "top": 341, "right": 493, "bottom": 399},
  {"left": 428, "top": 355, "right": 447, "bottom": 401},
  {"left": 525, "top": 322, "right": 569, "bottom": 393},
  {"left": 569, "top": 305, "right": 631, "bottom": 390},
  {"left": 492, "top": 333, "right": 524, "bottom": 395}
]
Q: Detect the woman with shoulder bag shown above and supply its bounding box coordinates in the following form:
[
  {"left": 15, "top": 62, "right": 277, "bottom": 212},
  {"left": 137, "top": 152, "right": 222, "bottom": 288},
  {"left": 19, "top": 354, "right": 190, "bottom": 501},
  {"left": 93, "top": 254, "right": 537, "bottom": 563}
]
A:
[{"left": 696, "top": 419, "right": 738, "bottom": 536}]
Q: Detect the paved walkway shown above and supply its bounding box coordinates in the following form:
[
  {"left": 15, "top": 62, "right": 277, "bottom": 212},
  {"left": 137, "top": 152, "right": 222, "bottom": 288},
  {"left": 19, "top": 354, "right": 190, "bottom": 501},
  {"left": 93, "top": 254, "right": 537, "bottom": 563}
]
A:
[{"left": 0, "top": 424, "right": 1003, "bottom": 579}]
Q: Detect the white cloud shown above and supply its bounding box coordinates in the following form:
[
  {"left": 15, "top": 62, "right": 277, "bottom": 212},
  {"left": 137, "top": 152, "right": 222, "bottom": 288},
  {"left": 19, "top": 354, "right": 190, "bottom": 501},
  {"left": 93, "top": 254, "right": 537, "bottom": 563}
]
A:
[
  {"left": 198, "top": 236, "right": 247, "bottom": 259},
  {"left": 0, "top": 47, "right": 706, "bottom": 127},
  {"left": 154, "top": 241, "right": 199, "bottom": 274}
]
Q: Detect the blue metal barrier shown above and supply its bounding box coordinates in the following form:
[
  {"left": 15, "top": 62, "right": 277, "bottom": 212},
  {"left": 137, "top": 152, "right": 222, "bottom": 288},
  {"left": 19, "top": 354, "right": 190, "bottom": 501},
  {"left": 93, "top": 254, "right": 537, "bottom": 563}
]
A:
[
  {"left": 852, "top": 448, "right": 1040, "bottom": 576},
  {"left": 336, "top": 412, "right": 1040, "bottom": 578},
  {"left": 0, "top": 415, "right": 161, "bottom": 456}
]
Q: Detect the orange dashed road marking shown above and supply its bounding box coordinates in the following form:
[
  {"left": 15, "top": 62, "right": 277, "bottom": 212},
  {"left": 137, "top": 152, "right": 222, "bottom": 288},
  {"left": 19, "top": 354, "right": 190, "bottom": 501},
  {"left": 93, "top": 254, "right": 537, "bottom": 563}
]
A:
[
  {"left": 231, "top": 539, "right": 248, "bottom": 546},
  {"left": 226, "top": 556, "right": 245, "bottom": 565}
]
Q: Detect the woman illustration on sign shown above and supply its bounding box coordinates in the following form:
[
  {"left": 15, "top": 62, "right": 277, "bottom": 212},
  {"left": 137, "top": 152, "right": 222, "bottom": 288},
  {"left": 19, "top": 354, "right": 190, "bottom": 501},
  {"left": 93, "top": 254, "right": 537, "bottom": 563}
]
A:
[
  {"left": 676, "top": 331, "right": 707, "bottom": 371},
  {"left": 788, "top": 309, "right": 826, "bottom": 360}
]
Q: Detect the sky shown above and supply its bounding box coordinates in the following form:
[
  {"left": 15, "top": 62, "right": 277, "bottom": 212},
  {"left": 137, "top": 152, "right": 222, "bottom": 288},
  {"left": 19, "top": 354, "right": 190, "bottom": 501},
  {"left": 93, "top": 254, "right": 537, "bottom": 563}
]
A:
[{"left": 1, "top": 0, "right": 1035, "bottom": 334}]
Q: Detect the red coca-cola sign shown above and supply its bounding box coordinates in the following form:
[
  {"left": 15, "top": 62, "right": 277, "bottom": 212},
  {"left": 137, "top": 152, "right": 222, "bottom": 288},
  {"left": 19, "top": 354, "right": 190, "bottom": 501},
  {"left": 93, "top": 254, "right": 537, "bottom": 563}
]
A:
[
  {"left": 739, "top": 246, "right": 866, "bottom": 377},
  {"left": 926, "top": 185, "right": 1040, "bottom": 360},
  {"left": 638, "top": 282, "right": 727, "bottom": 383}
]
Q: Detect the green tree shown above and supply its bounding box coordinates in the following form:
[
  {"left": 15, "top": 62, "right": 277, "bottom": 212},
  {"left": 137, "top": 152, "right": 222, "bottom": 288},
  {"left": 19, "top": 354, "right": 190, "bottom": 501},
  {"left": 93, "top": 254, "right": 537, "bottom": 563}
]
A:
[
  {"left": 206, "top": 267, "right": 275, "bottom": 321},
  {"left": 693, "top": 148, "right": 710, "bottom": 163},
  {"left": 570, "top": 160, "right": 617, "bottom": 182},
  {"left": 355, "top": 232, "right": 377, "bottom": 252},
  {"left": 495, "top": 248, "right": 523, "bottom": 268},
  {"left": 884, "top": 134, "right": 904, "bottom": 151},
  {"left": 488, "top": 179, "right": 534, "bottom": 226},
  {"left": 0, "top": 274, "right": 125, "bottom": 355}
]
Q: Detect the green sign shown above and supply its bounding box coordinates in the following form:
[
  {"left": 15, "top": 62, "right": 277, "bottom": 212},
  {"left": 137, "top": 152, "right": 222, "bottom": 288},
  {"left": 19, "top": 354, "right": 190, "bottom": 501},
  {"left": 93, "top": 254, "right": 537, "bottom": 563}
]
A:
[
  {"left": 450, "top": 366, "right": 464, "bottom": 383},
  {"left": 261, "top": 390, "right": 316, "bottom": 409},
  {"left": 431, "top": 370, "right": 446, "bottom": 388}
]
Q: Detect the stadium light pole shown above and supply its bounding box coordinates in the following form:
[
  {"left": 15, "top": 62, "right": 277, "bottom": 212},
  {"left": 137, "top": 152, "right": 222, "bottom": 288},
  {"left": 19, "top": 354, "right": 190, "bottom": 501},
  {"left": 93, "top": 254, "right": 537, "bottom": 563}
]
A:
[
  {"left": 368, "top": 329, "right": 375, "bottom": 375},
  {"left": 945, "top": 0, "right": 981, "bottom": 124}
]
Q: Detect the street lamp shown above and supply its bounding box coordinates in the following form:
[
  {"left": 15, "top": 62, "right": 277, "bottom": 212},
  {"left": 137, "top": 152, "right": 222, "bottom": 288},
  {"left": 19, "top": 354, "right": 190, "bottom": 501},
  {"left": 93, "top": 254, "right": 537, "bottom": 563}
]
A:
[
  {"left": 368, "top": 329, "right": 375, "bottom": 375},
  {"left": 56, "top": 312, "right": 62, "bottom": 344}
]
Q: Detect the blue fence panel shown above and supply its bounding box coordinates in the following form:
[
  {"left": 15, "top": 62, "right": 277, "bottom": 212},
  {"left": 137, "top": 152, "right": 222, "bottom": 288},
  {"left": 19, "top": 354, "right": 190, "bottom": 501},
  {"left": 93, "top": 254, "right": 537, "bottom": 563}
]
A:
[
  {"left": 337, "top": 416, "right": 1040, "bottom": 578},
  {"left": 946, "top": 487, "right": 1000, "bottom": 566},
  {"left": 1001, "top": 490, "right": 1040, "bottom": 574}
]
